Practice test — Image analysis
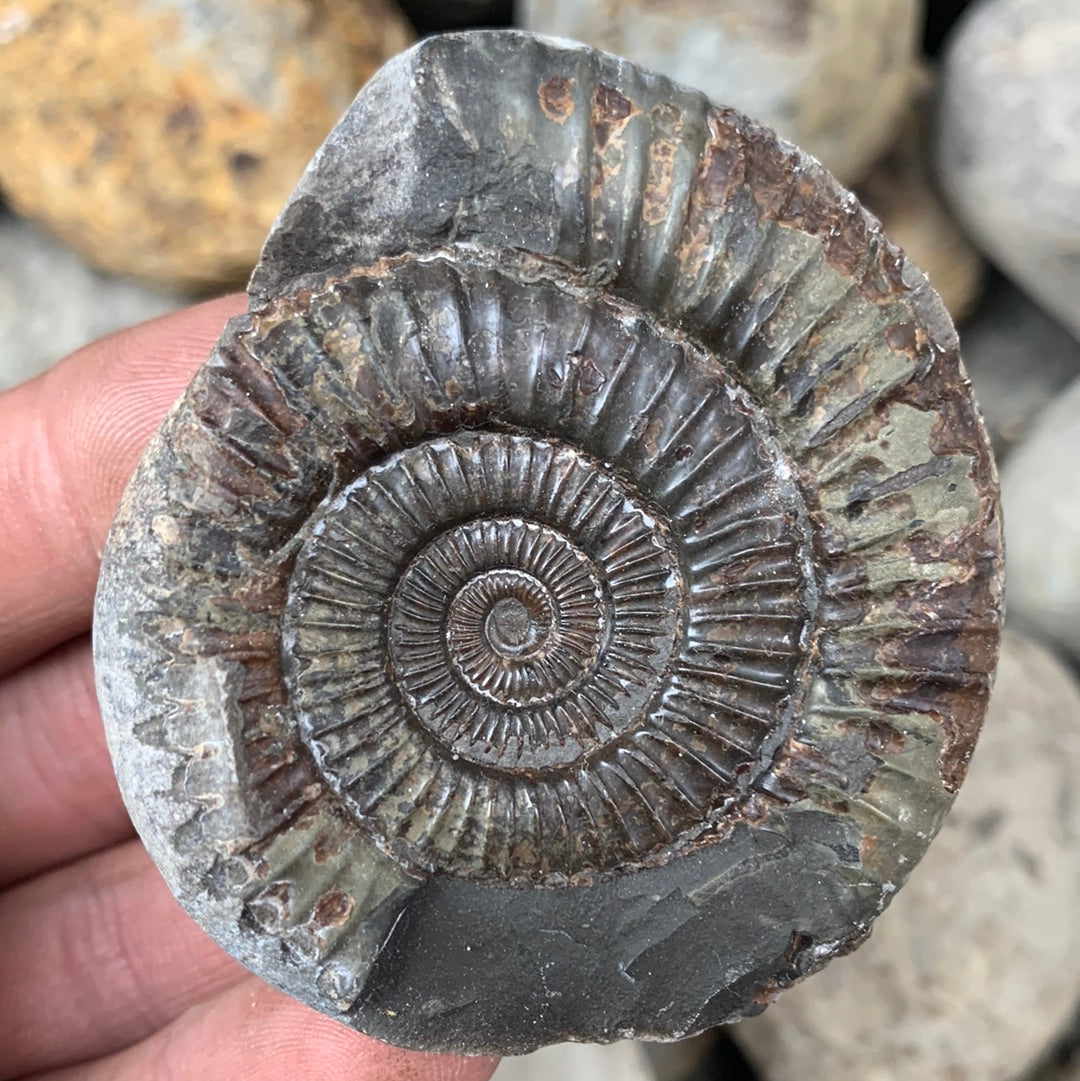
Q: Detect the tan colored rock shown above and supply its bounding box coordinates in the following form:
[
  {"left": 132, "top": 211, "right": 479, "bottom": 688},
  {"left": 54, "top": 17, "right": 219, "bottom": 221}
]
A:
[
  {"left": 520, "top": 0, "right": 921, "bottom": 184},
  {"left": 0, "top": 0, "right": 413, "bottom": 291},
  {"left": 859, "top": 90, "right": 985, "bottom": 324},
  {"left": 1001, "top": 377, "right": 1080, "bottom": 661},
  {"left": 734, "top": 630, "right": 1080, "bottom": 1081},
  {"left": 937, "top": 0, "right": 1080, "bottom": 340}
]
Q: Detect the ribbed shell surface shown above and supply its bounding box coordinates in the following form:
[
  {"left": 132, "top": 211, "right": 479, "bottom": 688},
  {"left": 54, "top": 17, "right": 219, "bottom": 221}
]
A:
[{"left": 93, "top": 31, "right": 1003, "bottom": 1054}]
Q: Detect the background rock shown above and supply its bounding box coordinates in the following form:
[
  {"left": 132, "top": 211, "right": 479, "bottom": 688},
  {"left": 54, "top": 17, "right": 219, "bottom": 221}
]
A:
[
  {"left": 519, "top": 0, "right": 922, "bottom": 184},
  {"left": 858, "top": 85, "right": 985, "bottom": 324},
  {"left": 937, "top": 0, "right": 1080, "bottom": 340},
  {"left": 959, "top": 276, "right": 1080, "bottom": 459},
  {"left": 397, "top": 0, "right": 511, "bottom": 31},
  {"left": 1001, "top": 377, "right": 1080, "bottom": 661},
  {"left": 493, "top": 1040, "right": 654, "bottom": 1081},
  {"left": 642, "top": 1032, "right": 721, "bottom": 1081},
  {"left": 734, "top": 630, "right": 1080, "bottom": 1081},
  {"left": 0, "top": 212, "right": 182, "bottom": 392},
  {"left": 0, "top": 0, "right": 413, "bottom": 291}
]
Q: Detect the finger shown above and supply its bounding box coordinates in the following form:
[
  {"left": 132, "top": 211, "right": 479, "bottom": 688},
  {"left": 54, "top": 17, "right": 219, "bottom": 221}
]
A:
[
  {"left": 0, "top": 636, "right": 132, "bottom": 887},
  {"left": 0, "top": 295, "right": 244, "bottom": 677},
  {"left": 0, "top": 839, "right": 245, "bottom": 1080},
  {"left": 28, "top": 976, "right": 500, "bottom": 1081}
]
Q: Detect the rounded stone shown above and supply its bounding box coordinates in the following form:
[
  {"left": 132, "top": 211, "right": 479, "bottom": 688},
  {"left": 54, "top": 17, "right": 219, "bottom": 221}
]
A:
[
  {"left": 0, "top": 211, "right": 181, "bottom": 391},
  {"left": 519, "top": 0, "right": 922, "bottom": 184},
  {"left": 0, "top": 0, "right": 413, "bottom": 291},
  {"left": 959, "top": 276, "right": 1080, "bottom": 458},
  {"left": 936, "top": 0, "right": 1080, "bottom": 340},
  {"left": 733, "top": 629, "right": 1080, "bottom": 1081},
  {"left": 1001, "top": 376, "right": 1080, "bottom": 660}
]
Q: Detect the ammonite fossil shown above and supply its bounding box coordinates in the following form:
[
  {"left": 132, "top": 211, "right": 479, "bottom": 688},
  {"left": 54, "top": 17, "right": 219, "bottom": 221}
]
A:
[{"left": 94, "top": 31, "right": 1004, "bottom": 1055}]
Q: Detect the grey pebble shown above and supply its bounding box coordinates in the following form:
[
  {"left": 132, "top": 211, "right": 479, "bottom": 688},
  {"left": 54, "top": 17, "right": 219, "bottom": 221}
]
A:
[
  {"left": 960, "top": 277, "right": 1080, "bottom": 460},
  {"left": 1001, "top": 376, "right": 1080, "bottom": 661},
  {"left": 0, "top": 212, "right": 181, "bottom": 392},
  {"left": 937, "top": 0, "right": 1080, "bottom": 341}
]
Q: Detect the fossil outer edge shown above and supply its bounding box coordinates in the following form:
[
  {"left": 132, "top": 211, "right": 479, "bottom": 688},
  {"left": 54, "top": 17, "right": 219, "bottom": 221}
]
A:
[{"left": 93, "top": 31, "right": 1004, "bottom": 1055}]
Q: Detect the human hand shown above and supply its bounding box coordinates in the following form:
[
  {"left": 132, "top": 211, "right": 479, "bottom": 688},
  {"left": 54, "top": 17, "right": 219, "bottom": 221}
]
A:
[{"left": 0, "top": 298, "right": 502, "bottom": 1081}]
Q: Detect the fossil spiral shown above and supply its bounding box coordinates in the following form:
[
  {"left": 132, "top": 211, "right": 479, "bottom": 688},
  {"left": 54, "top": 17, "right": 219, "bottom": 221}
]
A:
[{"left": 93, "top": 31, "right": 1004, "bottom": 1054}]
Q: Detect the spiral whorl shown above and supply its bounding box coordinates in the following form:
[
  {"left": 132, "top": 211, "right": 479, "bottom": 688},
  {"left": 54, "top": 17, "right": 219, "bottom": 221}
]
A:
[{"left": 269, "top": 252, "right": 814, "bottom": 881}]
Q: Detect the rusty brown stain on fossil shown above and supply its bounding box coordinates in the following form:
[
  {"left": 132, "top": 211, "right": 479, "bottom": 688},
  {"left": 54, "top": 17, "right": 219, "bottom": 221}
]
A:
[
  {"left": 889, "top": 580, "right": 997, "bottom": 794},
  {"left": 693, "top": 107, "right": 913, "bottom": 307},
  {"left": 242, "top": 793, "right": 346, "bottom": 872},
  {"left": 538, "top": 75, "right": 575, "bottom": 124},
  {"left": 699, "top": 111, "right": 748, "bottom": 211},
  {"left": 805, "top": 359, "right": 872, "bottom": 434},
  {"left": 753, "top": 974, "right": 795, "bottom": 1007},
  {"left": 864, "top": 720, "right": 906, "bottom": 757},
  {"left": 592, "top": 84, "right": 637, "bottom": 151},
  {"left": 642, "top": 138, "right": 678, "bottom": 227},
  {"left": 866, "top": 632, "right": 995, "bottom": 796},
  {"left": 884, "top": 321, "right": 926, "bottom": 357},
  {"left": 176, "top": 625, "right": 277, "bottom": 661},
  {"left": 233, "top": 690, "right": 327, "bottom": 847},
  {"left": 758, "top": 740, "right": 851, "bottom": 806},
  {"left": 247, "top": 743, "right": 298, "bottom": 787},
  {"left": 775, "top": 304, "right": 999, "bottom": 801},
  {"left": 870, "top": 675, "right": 988, "bottom": 794},
  {"left": 784, "top": 930, "right": 815, "bottom": 966},
  {"left": 314, "top": 824, "right": 351, "bottom": 864},
  {"left": 889, "top": 355, "right": 1001, "bottom": 791},
  {"left": 312, "top": 887, "right": 356, "bottom": 929}
]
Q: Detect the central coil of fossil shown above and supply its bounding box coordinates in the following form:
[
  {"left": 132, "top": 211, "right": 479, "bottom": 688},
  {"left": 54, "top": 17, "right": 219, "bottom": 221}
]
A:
[
  {"left": 288, "top": 433, "right": 683, "bottom": 773},
  {"left": 273, "top": 251, "right": 819, "bottom": 881}
]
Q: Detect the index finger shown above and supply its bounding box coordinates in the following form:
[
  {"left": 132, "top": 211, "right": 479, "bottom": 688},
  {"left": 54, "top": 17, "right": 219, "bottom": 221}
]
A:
[{"left": 0, "top": 296, "right": 244, "bottom": 677}]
